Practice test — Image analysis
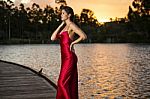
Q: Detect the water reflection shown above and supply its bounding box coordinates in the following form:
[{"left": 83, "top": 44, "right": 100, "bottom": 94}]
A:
[{"left": 0, "top": 44, "right": 150, "bottom": 99}]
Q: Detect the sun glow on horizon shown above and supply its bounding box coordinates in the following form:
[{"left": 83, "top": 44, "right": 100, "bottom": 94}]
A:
[{"left": 98, "top": 19, "right": 110, "bottom": 23}]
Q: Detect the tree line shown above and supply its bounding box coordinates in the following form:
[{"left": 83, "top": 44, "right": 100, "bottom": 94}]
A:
[
  {"left": 0, "top": 0, "right": 99, "bottom": 44},
  {"left": 0, "top": 0, "right": 149, "bottom": 44},
  {"left": 92, "top": 0, "right": 150, "bottom": 43}
]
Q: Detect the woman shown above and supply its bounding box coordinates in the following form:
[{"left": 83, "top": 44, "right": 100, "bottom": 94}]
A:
[{"left": 51, "top": 6, "right": 87, "bottom": 99}]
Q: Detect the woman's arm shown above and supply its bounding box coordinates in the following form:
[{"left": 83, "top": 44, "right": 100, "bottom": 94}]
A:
[
  {"left": 70, "top": 23, "right": 87, "bottom": 45},
  {"left": 51, "top": 22, "right": 65, "bottom": 41},
  {"left": 69, "top": 22, "right": 87, "bottom": 51}
]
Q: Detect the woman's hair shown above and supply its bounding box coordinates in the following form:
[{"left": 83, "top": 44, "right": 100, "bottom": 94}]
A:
[
  {"left": 60, "top": 6, "right": 74, "bottom": 21},
  {"left": 57, "top": 6, "right": 75, "bottom": 34}
]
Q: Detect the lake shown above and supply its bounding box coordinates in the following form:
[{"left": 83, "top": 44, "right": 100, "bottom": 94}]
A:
[{"left": 0, "top": 44, "right": 150, "bottom": 99}]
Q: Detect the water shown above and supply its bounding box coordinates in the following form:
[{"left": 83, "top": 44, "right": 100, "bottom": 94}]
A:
[{"left": 0, "top": 44, "right": 150, "bottom": 99}]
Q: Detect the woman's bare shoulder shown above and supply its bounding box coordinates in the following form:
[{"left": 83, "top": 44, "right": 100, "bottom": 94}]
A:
[{"left": 70, "top": 22, "right": 80, "bottom": 30}]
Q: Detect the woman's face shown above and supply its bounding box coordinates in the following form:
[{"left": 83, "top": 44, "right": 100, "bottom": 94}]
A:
[{"left": 61, "top": 9, "right": 70, "bottom": 21}]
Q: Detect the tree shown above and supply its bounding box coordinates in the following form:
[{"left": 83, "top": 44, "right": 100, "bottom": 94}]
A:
[
  {"left": 27, "top": 3, "right": 43, "bottom": 39},
  {"left": 55, "top": 0, "right": 67, "bottom": 6},
  {"left": 80, "top": 9, "right": 99, "bottom": 27},
  {"left": 79, "top": 9, "right": 100, "bottom": 42},
  {"left": 127, "top": 0, "right": 150, "bottom": 39}
]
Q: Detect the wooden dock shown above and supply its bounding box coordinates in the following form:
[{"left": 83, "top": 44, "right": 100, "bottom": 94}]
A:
[{"left": 0, "top": 60, "right": 57, "bottom": 99}]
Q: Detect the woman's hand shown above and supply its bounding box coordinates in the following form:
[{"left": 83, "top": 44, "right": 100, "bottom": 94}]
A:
[
  {"left": 70, "top": 43, "right": 75, "bottom": 52},
  {"left": 51, "top": 21, "right": 65, "bottom": 41}
]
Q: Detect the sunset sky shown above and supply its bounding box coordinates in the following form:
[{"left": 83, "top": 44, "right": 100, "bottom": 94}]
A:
[{"left": 10, "top": 0, "right": 133, "bottom": 22}]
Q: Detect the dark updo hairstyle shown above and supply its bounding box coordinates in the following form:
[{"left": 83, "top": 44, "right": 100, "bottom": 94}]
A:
[{"left": 60, "top": 5, "right": 74, "bottom": 22}]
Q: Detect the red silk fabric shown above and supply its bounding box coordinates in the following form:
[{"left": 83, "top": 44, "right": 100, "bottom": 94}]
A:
[{"left": 56, "top": 31, "right": 78, "bottom": 99}]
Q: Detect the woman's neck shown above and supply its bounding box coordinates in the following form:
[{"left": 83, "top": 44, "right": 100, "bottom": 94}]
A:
[{"left": 65, "top": 19, "right": 72, "bottom": 26}]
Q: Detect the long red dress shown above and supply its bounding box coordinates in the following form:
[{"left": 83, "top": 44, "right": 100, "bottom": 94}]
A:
[{"left": 56, "top": 31, "right": 78, "bottom": 99}]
